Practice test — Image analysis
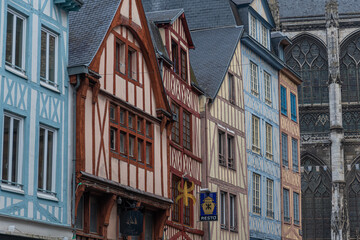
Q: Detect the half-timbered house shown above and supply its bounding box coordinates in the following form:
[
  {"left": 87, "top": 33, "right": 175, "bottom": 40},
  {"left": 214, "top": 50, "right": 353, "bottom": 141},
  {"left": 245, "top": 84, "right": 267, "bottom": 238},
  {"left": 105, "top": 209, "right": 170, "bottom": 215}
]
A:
[
  {"left": 191, "top": 26, "right": 249, "bottom": 240},
  {"left": 68, "top": 0, "right": 173, "bottom": 239},
  {"left": 0, "top": 0, "right": 82, "bottom": 239},
  {"left": 146, "top": 9, "right": 204, "bottom": 240}
]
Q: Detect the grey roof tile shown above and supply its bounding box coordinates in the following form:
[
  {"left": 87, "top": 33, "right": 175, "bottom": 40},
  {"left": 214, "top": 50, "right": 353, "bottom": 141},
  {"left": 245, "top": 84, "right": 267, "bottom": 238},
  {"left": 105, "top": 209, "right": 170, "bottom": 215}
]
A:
[
  {"left": 142, "top": 0, "right": 237, "bottom": 30},
  {"left": 147, "top": 20, "right": 170, "bottom": 62},
  {"left": 146, "top": 9, "right": 184, "bottom": 24},
  {"left": 68, "top": 0, "right": 121, "bottom": 67},
  {"left": 189, "top": 26, "right": 243, "bottom": 99}
]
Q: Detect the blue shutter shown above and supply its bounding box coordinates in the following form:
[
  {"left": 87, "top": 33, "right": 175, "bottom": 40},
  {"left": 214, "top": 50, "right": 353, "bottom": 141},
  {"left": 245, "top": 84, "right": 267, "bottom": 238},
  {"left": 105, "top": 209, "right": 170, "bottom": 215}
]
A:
[
  {"left": 291, "top": 93, "right": 297, "bottom": 121},
  {"left": 283, "top": 189, "right": 290, "bottom": 221},
  {"left": 281, "top": 86, "right": 287, "bottom": 115},
  {"left": 282, "top": 133, "right": 288, "bottom": 167},
  {"left": 292, "top": 138, "right": 298, "bottom": 172}
]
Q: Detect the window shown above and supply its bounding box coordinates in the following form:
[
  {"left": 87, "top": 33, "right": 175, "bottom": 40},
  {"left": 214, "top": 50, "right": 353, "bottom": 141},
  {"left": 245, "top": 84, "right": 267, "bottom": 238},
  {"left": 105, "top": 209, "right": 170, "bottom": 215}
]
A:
[
  {"left": 227, "top": 135, "right": 234, "bottom": 169},
  {"left": 89, "top": 196, "right": 99, "bottom": 233},
  {"left": 264, "top": 71, "right": 271, "bottom": 104},
  {"left": 229, "top": 194, "right": 236, "bottom": 231},
  {"left": 171, "top": 104, "right": 180, "bottom": 144},
  {"left": 281, "top": 86, "right": 287, "bottom": 115},
  {"left": 220, "top": 191, "right": 227, "bottom": 228},
  {"left": 172, "top": 175, "right": 193, "bottom": 226},
  {"left": 2, "top": 113, "right": 23, "bottom": 187},
  {"left": 172, "top": 175, "right": 181, "bottom": 222},
  {"left": 172, "top": 40, "right": 179, "bottom": 74},
  {"left": 5, "top": 9, "right": 26, "bottom": 73},
  {"left": 292, "top": 138, "right": 299, "bottom": 172},
  {"left": 228, "top": 73, "right": 235, "bottom": 103},
  {"left": 252, "top": 116, "right": 260, "bottom": 154},
  {"left": 266, "top": 179, "right": 274, "bottom": 218},
  {"left": 181, "top": 49, "right": 187, "bottom": 81},
  {"left": 115, "top": 40, "right": 126, "bottom": 74},
  {"left": 261, "top": 24, "right": 268, "bottom": 48},
  {"left": 265, "top": 123, "right": 272, "bottom": 160},
  {"left": 38, "top": 126, "right": 56, "bottom": 195},
  {"left": 250, "top": 14, "right": 256, "bottom": 39},
  {"left": 253, "top": 173, "right": 261, "bottom": 214},
  {"left": 183, "top": 110, "right": 191, "bottom": 150},
  {"left": 218, "top": 130, "right": 225, "bottom": 166},
  {"left": 40, "top": 28, "right": 57, "bottom": 87},
  {"left": 290, "top": 93, "right": 297, "bottom": 121},
  {"left": 128, "top": 47, "right": 137, "bottom": 80},
  {"left": 282, "top": 133, "right": 288, "bottom": 167},
  {"left": 293, "top": 192, "right": 300, "bottom": 225},
  {"left": 109, "top": 105, "right": 153, "bottom": 167},
  {"left": 283, "top": 188, "right": 290, "bottom": 223},
  {"left": 250, "top": 62, "right": 258, "bottom": 95}
]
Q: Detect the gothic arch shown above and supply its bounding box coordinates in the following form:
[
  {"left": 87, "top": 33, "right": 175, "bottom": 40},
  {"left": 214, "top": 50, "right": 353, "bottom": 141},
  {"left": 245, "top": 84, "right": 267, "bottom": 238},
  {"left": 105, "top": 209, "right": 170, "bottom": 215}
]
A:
[
  {"left": 285, "top": 34, "right": 329, "bottom": 105},
  {"left": 340, "top": 30, "right": 360, "bottom": 103},
  {"left": 346, "top": 156, "right": 360, "bottom": 239},
  {"left": 301, "top": 152, "right": 332, "bottom": 239}
]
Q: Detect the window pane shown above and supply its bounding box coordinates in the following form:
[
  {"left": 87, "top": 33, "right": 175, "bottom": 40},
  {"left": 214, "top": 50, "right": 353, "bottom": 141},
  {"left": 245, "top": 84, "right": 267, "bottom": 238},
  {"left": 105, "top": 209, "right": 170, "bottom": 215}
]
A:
[
  {"left": 230, "top": 195, "right": 235, "bottom": 229},
  {"left": 172, "top": 175, "right": 181, "bottom": 222},
  {"left": 144, "top": 213, "right": 154, "bottom": 240},
  {"left": 181, "top": 49, "right": 187, "bottom": 81},
  {"left": 110, "top": 128, "right": 116, "bottom": 151},
  {"left": 129, "top": 135, "right": 135, "bottom": 157},
  {"left": 12, "top": 118, "right": 19, "bottom": 183},
  {"left": 90, "top": 197, "right": 98, "bottom": 233},
  {"left": 146, "top": 122, "right": 152, "bottom": 137},
  {"left": 116, "top": 41, "right": 126, "bottom": 74},
  {"left": 48, "top": 34, "right": 56, "bottom": 83},
  {"left": 128, "top": 113, "right": 134, "bottom": 129},
  {"left": 40, "top": 31, "right": 47, "bottom": 79},
  {"left": 120, "top": 132, "right": 126, "bottom": 154},
  {"left": 15, "top": 16, "right": 23, "bottom": 68},
  {"left": 138, "top": 139, "right": 143, "bottom": 162},
  {"left": 120, "top": 109, "right": 125, "bottom": 125},
  {"left": 75, "top": 196, "right": 84, "bottom": 229},
  {"left": 6, "top": 12, "right": 13, "bottom": 64},
  {"left": 171, "top": 105, "right": 180, "bottom": 143},
  {"left": 172, "top": 41, "right": 178, "bottom": 73},
  {"left": 2, "top": 116, "right": 10, "bottom": 181},
  {"left": 38, "top": 128, "right": 45, "bottom": 189},
  {"left": 46, "top": 130, "right": 53, "bottom": 191},
  {"left": 282, "top": 133, "right": 288, "bottom": 167},
  {"left": 146, "top": 143, "right": 151, "bottom": 165}
]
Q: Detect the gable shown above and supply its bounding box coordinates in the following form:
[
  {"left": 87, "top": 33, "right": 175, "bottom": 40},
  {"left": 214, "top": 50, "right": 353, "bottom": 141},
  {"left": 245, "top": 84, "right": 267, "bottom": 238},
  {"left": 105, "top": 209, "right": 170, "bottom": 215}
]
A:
[{"left": 249, "top": 0, "right": 275, "bottom": 27}]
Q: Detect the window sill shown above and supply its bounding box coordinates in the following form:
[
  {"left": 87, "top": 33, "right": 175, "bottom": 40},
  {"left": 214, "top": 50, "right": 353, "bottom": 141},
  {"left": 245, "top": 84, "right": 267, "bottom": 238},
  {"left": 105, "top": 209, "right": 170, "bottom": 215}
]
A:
[
  {"left": 37, "top": 191, "right": 59, "bottom": 202},
  {"left": 5, "top": 65, "right": 28, "bottom": 79},
  {"left": 1, "top": 183, "right": 25, "bottom": 195},
  {"left": 40, "top": 81, "right": 60, "bottom": 93}
]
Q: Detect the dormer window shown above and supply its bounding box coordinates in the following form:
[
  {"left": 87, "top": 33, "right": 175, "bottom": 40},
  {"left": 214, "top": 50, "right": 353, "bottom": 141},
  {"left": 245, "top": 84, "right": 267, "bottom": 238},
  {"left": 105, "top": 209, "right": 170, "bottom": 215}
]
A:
[
  {"left": 250, "top": 14, "right": 257, "bottom": 39},
  {"left": 261, "top": 24, "right": 268, "bottom": 48},
  {"left": 171, "top": 40, "right": 179, "bottom": 74}
]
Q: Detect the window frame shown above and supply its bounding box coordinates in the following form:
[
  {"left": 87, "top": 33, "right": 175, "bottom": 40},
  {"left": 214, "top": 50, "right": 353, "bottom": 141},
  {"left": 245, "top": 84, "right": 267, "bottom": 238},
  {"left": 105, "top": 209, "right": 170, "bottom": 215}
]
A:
[
  {"left": 220, "top": 191, "right": 227, "bottom": 229},
  {"left": 290, "top": 92, "right": 297, "bottom": 122},
  {"left": 229, "top": 194, "right": 237, "bottom": 231},
  {"left": 37, "top": 125, "right": 57, "bottom": 196},
  {"left": 252, "top": 115, "right": 260, "bottom": 154},
  {"left": 261, "top": 24, "right": 268, "bottom": 48},
  {"left": 182, "top": 109, "right": 191, "bottom": 151},
  {"left": 292, "top": 138, "right": 299, "bottom": 172},
  {"left": 114, "top": 36, "right": 139, "bottom": 85},
  {"left": 283, "top": 188, "right": 290, "bottom": 223},
  {"left": 40, "top": 27, "right": 58, "bottom": 88},
  {"left": 228, "top": 72, "right": 235, "bottom": 103},
  {"left": 250, "top": 62, "right": 259, "bottom": 96},
  {"left": 171, "top": 103, "right": 180, "bottom": 145},
  {"left": 266, "top": 178, "right": 274, "bottom": 219},
  {"left": 281, "top": 85, "right": 287, "bottom": 116},
  {"left": 218, "top": 130, "right": 226, "bottom": 167},
  {"left": 250, "top": 14, "right": 257, "bottom": 39},
  {"left": 293, "top": 192, "right": 300, "bottom": 225},
  {"left": 265, "top": 123, "right": 273, "bottom": 160},
  {"left": 5, "top": 8, "right": 26, "bottom": 74},
  {"left": 109, "top": 104, "right": 154, "bottom": 169},
  {"left": 264, "top": 71, "right": 272, "bottom": 105},
  {"left": 227, "top": 134, "right": 235, "bottom": 169},
  {"left": 180, "top": 48, "right": 187, "bottom": 81},
  {"left": 1, "top": 112, "right": 24, "bottom": 189},
  {"left": 282, "top": 132, "right": 288, "bottom": 167},
  {"left": 171, "top": 39, "right": 179, "bottom": 74},
  {"left": 252, "top": 173, "right": 261, "bottom": 215}
]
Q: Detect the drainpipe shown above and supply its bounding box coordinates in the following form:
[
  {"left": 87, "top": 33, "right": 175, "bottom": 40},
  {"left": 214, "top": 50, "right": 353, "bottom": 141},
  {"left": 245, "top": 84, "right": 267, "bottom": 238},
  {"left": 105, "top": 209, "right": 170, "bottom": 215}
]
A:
[{"left": 72, "top": 75, "right": 81, "bottom": 238}]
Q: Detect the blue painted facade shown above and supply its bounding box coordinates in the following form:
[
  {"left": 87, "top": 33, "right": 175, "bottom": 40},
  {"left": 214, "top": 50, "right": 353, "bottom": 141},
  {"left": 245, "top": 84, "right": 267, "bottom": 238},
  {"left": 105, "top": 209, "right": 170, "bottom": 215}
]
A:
[
  {"left": 0, "top": 0, "right": 81, "bottom": 238},
  {"left": 240, "top": 1, "right": 283, "bottom": 239}
]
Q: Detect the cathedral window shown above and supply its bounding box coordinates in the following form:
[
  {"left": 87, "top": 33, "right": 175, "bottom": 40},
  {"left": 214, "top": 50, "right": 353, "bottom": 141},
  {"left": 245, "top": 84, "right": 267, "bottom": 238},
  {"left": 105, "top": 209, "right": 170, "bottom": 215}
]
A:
[
  {"left": 285, "top": 36, "right": 328, "bottom": 105},
  {"left": 5, "top": 9, "right": 26, "bottom": 75}
]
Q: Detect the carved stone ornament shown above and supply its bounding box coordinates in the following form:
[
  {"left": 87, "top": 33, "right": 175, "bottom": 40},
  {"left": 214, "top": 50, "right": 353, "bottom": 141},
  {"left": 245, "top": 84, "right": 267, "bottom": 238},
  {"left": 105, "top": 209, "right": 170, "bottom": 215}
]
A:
[
  {"left": 325, "top": 0, "right": 339, "bottom": 28},
  {"left": 331, "top": 181, "right": 349, "bottom": 239}
]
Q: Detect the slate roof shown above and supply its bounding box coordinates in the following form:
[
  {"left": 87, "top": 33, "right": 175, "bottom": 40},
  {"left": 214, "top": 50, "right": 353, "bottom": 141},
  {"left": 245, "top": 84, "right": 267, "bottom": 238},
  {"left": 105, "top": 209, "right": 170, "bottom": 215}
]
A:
[
  {"left": 277, "top": 0, "right": 360, "bottom": 19},
  {"left": 142, "top": 0, "right": 237, "bottom": 30},
  {"left": 68, "top": 0, "right": 121, "bottom": 67},
  {"left": 189, "top": 26, "right": 244, "bottom": 99},
  {"left": 146, "top": 9, "right": 184, "bottom": 24},
  {"left": 147, "top": 20, "right": 170, "bottom": 62}
]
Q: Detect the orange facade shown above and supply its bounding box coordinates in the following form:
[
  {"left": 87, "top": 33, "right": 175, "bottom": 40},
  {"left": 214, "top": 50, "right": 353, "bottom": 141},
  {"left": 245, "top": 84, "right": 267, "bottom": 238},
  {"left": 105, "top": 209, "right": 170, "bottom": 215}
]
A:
[{"left": 279, "top": 68, "right": 302, "bottom": 240}]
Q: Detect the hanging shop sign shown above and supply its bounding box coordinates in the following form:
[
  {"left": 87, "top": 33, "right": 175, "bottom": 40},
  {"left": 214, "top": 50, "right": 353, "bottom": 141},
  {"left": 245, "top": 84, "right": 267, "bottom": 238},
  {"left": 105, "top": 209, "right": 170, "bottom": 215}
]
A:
[
  {"left": 200, "top": 192, "right": 218, "bottom": 221},
  {"left": 120, "top": 210, "right": 143, "bottom": 236},
  {"left": 175, "top": 181, "right": 196, "bottom": 206}
]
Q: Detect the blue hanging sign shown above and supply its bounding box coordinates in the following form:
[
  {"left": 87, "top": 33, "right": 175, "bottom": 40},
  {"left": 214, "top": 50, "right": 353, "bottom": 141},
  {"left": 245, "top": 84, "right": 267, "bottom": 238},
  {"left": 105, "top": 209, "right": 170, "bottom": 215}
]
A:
[{"left": 200, "top": 192, "right": 218, "bottom": 221}]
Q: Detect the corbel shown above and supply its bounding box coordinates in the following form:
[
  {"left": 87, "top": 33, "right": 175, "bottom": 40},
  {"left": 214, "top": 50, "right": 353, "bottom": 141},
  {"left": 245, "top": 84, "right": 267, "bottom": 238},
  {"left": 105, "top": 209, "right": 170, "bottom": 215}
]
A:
[
  {"left": 154, "top": 209, "right": 170, "bottom": 240},
  {"left": 74, "top": 183, "right": 86, "bottom": 219},
  {"left": 100, "top": 194, "right": 117, "bottom": 239},
  {"left": 92, "top": 81, "right": 101, "bottom": 104}
]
